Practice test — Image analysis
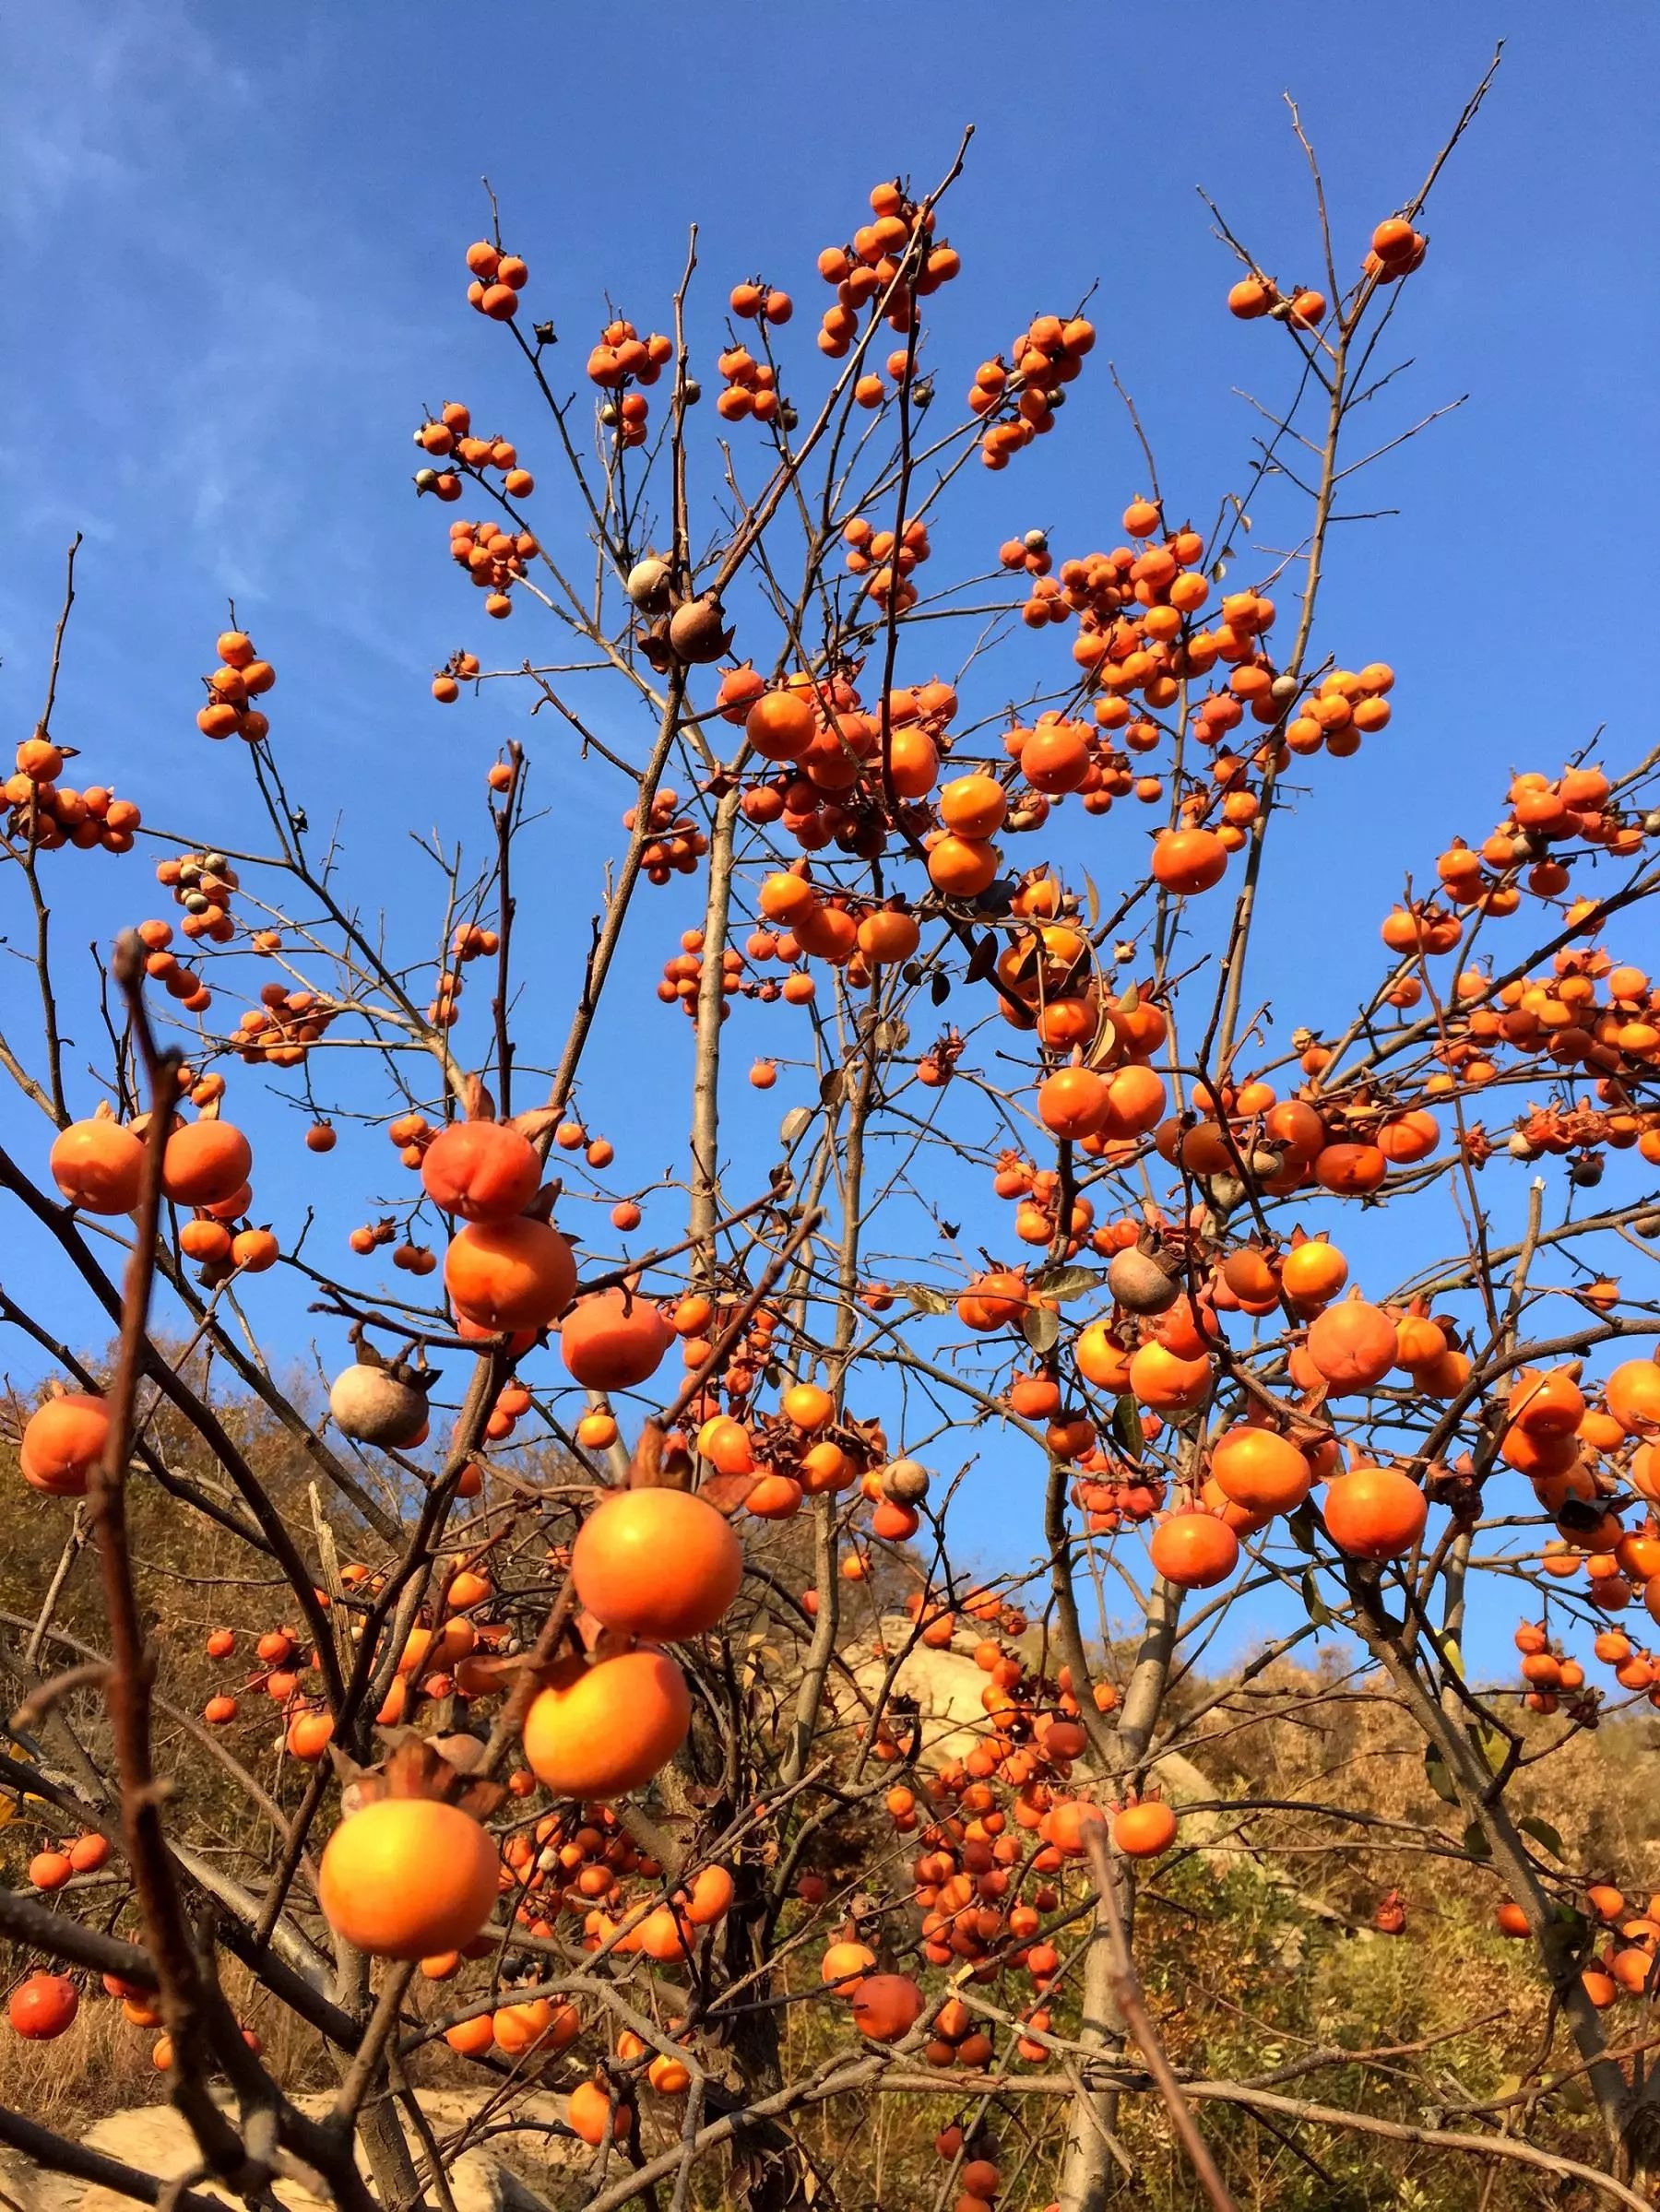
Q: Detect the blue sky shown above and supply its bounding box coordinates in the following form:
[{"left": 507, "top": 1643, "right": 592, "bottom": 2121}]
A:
[{"left": 2, "top": 4, "right": 1657, "bottom": 1674}]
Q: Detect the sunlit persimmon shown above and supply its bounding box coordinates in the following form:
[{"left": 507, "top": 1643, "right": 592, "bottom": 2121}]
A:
[
  {"left": 850, "top": 1972, "right": 925, "bottom": 2040},
  {"left": 8, "top": 1973, "right": 78, "bottom": 2040},
  {"left": 49, "top": 1118, "right": 144, "bottom": 1213},
  {"left": 161, "top": 1120, "right": 253, "bottom": 1208},
  {"left": 571, "top": 1487, "right": 742, "bottom": 1642},
  {"left": 567, "top": 2079, "right": 631, "bottom": 2146},
  {"left": 445, "top": 1215, "right": 575, "bottom": 1331},
  {"left": 1113, "top": 1801, "right": 1177, "bottom": 1858},
  {"left": 19, "top": 1393, "right": 110, "bottom": 1496},
  {"left": 1306, "top": 1299, "right": 1396, "bottom": 1390},
  {"left": 1322, "top": 1465, "right": 1427, "bottom": 1560},
  {"left": 1148, "top": 1511, "right": 1239, "bottom": 1589},
  {"left": 1209, "top": 1427, "right": 1311, "bottom": 1514},
  {"left": 318, "top": 1800, "right": 498, "bottom": 1960},
  {"left": 522, "top": 1649, "right": 692, "bottom": 1798},
  {"left": 420, "top": 1120, "right": 541, "bottom": 1221},
  {"left": 560, "top": 1289, "right": 673, "bottom": 1390}
]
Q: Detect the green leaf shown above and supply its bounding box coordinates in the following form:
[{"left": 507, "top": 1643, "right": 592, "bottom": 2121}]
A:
[
  {"left": 1519, "top": 1816, "right": 1565, "bottom": 1860},
  {"left": 1037, "top": 1264, "right": 1106, "bottom": 1304},
  {"left": 1285, "top": 1501, "right": 1318, "bottom": 1555},
  {"left": 1111, "top": 1396, "right": 1144, "bottom": 1459},
  {"left": 1299, "top": 1569, "right": 1331, "bottom": 1629},
  {"left": 1475, "top": 1726, "right": 1508, "bottom": 1775},
  {"left": 1460, "top": 1820, "right": 1492, "bottom": 1861},
  {"left": 1424, "top": 1746, "right": 1460, "bottom": 1807},
  {"left": 1022, "top": 1305, "right": 1060, "bottom": 1356}
]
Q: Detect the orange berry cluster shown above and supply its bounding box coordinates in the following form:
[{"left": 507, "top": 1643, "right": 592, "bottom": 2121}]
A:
[
  {"left": 982, "top": 504, "right": 1402, "bottom": 855},
  {"left": 658, "top": 932, "right": 767, "bottom": 1020},
  {"left": 1226, "top": 275, "right": 1327, "bottom": 325},
  {"left": 452, "top": 920, "right": 501, "bottom": 964},
  {"left": 843, "top": 513, "right": 930, "bottom": 613},
  {"left": 231, "top": 982, "right": 338, "bottom": 1071},
  {"left": 990, "top": 1152, "right": 1097, "bottom": 1254},
  {"left": 446, "top": 514, "right": 537, "bottom": 621},
  {"left": 428, "top": 966, "right": 465, "bottom": 1026},
  {"left": 1437, "top": 766, "right": 1644, "bottom": 918},
  {"left": 1227, "top": 214, "right": 1425, "bottom": 323},
  {"left": 714, "top": 341, "right": 782, "bottom": 426},
  {"left": 728, "top": 280, "right": 793, "bottom": 325},
  {"left": 688, "top": 1392, "right": 884, "bottom": 1522},
  {"left": 432, "top": 649, "right": 480, "bottom": 704},
  {"left": 587, "top": 318, "right": 671, "bottom": 447},
  {"left": 850, "top": 343, "right": 927, "bottom": 414},
  {"left": 754, "top": 872, "right": 926, "bottom": 976},
  {"left": 552, "top": 1118, "right": 614, "bottom": 1170},
  {"left": 6, "top": 737, "right": 140, "bottom": 853},
  {"left": 1073, "top": 1461, "right": 1168, "bottom": 1534},
  {"left": 621, "top": 787, "right": 710, "bottom": 884},
  {"left": 180, "top": 1212, "right": 279, "bottom": 1276},
  {"left": 152, "top": 851, "right": 237, "bottom": 935},
  {"left": 143, "top": 854, "right": 244, "bottom": 1012},
  {"left": 417, "top": 401, "right": 535, "bottom": 498},
  {"left": 715, "top": 662, "right": 955, "bottom": 860},
  {"left": 26, "top": 1832, "right": 112, "bottom": 1893},
  {"left": 1510, "top": 1100, "right": 1660, "bottom": 1168},
  {"left": 1281, "top": 663, "right": 1394, "bottom": 757},
  {"left": 971, "top": 312, "right": 1096, "bottom": 469},
  {"left": 195, "top": 629, "right": 276, "bottom": 743},
  {"left": 1429, "top": 943, "right": 1660, "bottom": 1109},
  {"left": 494, "top": 1809, "right": 733, "bottom": 1995},
  {"left": 1363, "top": 214, "right": 1429, "bottom": 281},
  {"left": 1523, "top": 1870, "right": 1660, "bottom": 2009},
  {"left": 814, "top": 179, "right": 960, "bottom": 361},
  {"left": 483, "top": 1376, "right": 533, "bottom": 1444},
  {"left": 346, "top": 1215, "right": 410, "bottom": 1263},
  {"left": 463, "top": 238, "right": 528, "bottom": 321}
]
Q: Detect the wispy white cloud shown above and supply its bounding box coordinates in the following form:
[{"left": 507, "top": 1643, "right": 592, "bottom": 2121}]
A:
[{"left": 0, "top": 1, "right": 249, "bottom": 237}]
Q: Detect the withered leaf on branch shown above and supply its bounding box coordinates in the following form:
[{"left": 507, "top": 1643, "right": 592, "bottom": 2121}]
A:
[
  {"left": 524, "top": 1180, "right": 562, "bottom": 1223},
  {"left": 348, "top": 1732, "right": 510, "bottom": 1820},
  {"left": 511, "top": 1106, "right": 563, "bottom": 1145},
  {"left": 700, "top": 1469, "right": 758, "bottom": 1514},
  {"left": 631, "top": 1419, "right": 692, "bottom": 1491},
  {"left": 459, "top": 1072, "right": 497, "bottom": 1123}
]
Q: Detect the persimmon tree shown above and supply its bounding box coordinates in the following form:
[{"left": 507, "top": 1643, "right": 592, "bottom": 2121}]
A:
[{"left": 6, "top": 47, "right": 1660, "bottom": 2212}]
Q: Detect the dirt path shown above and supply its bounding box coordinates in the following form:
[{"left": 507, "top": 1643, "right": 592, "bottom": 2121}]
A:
[{"left": 0, "top": 2093, "right": 568, "bottom": 2212}]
